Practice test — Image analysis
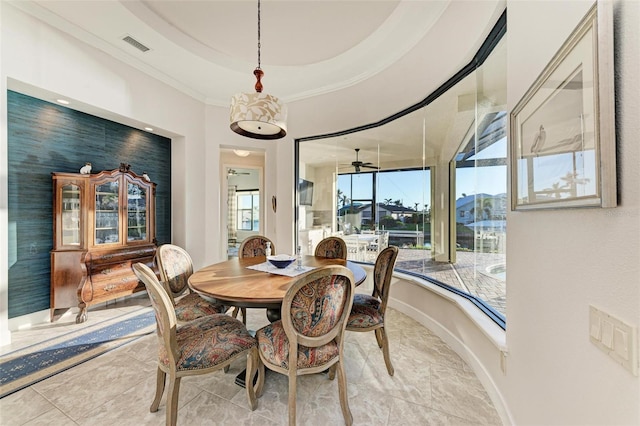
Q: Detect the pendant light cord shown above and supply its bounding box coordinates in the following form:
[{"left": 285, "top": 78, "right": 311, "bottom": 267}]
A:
[
  {"left": 257, "top": 0, "right": 261, "bottom": 70},
  {"left": 253, "top": 0, "right": 264, "bottom": 92}
]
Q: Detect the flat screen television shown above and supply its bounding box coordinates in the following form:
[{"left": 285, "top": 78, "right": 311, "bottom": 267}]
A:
[{"left": 299, "top": 179, "right": 314, "bottom": 206}]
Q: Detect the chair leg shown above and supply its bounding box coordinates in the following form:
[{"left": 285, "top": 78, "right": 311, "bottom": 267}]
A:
[
  {"left": 150, "top": 367, "right": 166, "bottom": 413},
  {"left": 231, "top": 307, "right": 247, "bottom": 325},
  {"left": 255, "top": 358, "right": 266, "bottom": 398},
  {"left": 336, "top": 360, "right": 353, "bottom": 426},
  {"left": 328, "top": 363, "right": 337, "bottom": 380},
  {"left": 288, "top": 373, "right": 297, "bottom": 426},
  {"left": 374, "top": 328, "right": 383, "bottom": 348},
  {"left": 166, "top": 375, "right": 181, "bottom": 426},
  {"left": 245, "top": 347, "right": 259, "bottom": 410},
  {"left": 379, "top": 326, "right": 395, "bottom": 376}
]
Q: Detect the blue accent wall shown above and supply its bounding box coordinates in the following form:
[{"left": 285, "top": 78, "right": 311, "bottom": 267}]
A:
[{"left": 7, "top": 90, "right": 171, "bottom": 318}]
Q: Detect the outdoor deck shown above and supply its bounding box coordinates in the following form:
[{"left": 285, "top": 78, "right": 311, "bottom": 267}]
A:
[{"left": 395, "top": 248, "right": 506, "bottom": 317}]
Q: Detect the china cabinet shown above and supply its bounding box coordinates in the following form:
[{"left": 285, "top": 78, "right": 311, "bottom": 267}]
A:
[{"left": 50, "top": 164, "right": 157, "bottom": 323}]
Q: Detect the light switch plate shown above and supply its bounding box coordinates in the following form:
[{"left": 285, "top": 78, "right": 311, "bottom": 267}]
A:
[{"left": 589, "top": 305, "right": 638, "bottom": 376}]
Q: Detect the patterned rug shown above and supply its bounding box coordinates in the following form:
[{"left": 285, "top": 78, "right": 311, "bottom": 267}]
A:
[{"left": 0, "top": 308, "right": 156, "bottom": 398}]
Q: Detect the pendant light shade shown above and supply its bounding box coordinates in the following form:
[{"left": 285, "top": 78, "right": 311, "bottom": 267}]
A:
[
  {"left": 230, "top": 92, "right": 287, "bottom": 139},
  {"left": 230, "top": 0, "right": 287, "bottom": 139}
]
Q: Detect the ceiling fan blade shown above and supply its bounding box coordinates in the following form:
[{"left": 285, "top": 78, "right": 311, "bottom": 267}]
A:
[
  {"left": 227, "top": 169, "right": 251, "bottom": 176},
  {"left": 361, "top": 164, "right": 380, "bottom": 169}
]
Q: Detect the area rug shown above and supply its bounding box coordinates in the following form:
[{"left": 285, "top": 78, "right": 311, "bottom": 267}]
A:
[{"left": 0, "top": 308, "right": 156, "bottom": 398}]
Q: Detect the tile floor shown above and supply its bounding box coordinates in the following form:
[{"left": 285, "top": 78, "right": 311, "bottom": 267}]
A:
[{"left": 0, "top": 287, "right": 502, "bottom": 425}]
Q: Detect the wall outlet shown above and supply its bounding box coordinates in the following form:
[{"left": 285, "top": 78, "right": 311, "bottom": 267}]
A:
[{"left": 589, "top": 305, "right": 638, "bottom": 376}]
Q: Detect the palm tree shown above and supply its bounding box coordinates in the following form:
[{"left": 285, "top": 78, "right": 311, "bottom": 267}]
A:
[
  {"left": 337, "top": 189, "right": 345, "bottom": 207},
  {"left": 383, "top": 198, "right": 393, "bottom": 206}
]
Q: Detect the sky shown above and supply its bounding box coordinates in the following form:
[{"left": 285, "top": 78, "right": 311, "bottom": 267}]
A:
[{"left": 338, "top": 139, "right": 508, "bottom": 210}]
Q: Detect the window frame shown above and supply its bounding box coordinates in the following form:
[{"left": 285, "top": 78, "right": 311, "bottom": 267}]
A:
[{"left": 236, "top": 190, "right": 260, "bottom": 232}]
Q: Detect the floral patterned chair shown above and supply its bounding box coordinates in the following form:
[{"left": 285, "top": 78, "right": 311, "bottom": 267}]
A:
[
  {"left": 314, "top": 236, "right": 347, "bottom": 260},
  {"left": 156, "top": 244, "right": 229, "bottom": 323},
  {"left": 235, "top": 235, "right": 276, "bottom": 323},
  {"left": 255, "top": 265, "right": 355, "bottom": 426},
  {"left": 239, "top": 235, "right": 275, "bottom": 258},
  {"left": 132, "top": 263, "right": 263, "bottom": 426},
  {"left": 346, "top": 245, "right": 399, "bottom": 375}
]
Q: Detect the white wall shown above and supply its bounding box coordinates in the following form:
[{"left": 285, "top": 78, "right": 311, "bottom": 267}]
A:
[{"left": 503, "top": 0, "right": 639, "bottom": 424}]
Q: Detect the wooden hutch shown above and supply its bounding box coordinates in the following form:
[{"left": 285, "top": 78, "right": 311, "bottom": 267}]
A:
[{"left": 50, "top": 164, "right": 157, "bottom": 323}]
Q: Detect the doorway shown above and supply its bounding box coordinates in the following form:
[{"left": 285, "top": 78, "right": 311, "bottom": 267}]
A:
[{"left": 220, "top": 151, "right": 265, "bottom": 259}]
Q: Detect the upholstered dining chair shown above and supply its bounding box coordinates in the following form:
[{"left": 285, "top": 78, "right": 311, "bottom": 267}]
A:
[
  {"left": 255, "top": 265, "right": 355, "bottom": 426},
  {"left": 156, "top": 244, "right": 229, "bottom": 323},
  {"left": 346, "top": 245, "right": 399, "bottom": 375},
  {"left": 239, "top": 235, "right": 275, "bottom": 258},
  {"left": 314, "top": 236, "right": 347, "bottom": 260},
  {"left": 132, "top": 263, "right": 262, "bottom": 426},
  {"left": 235, "top": 235, "right": 276, "bottom": 323}
]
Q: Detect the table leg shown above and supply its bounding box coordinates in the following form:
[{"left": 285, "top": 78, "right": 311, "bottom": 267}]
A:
[
  {"left": 266, "top": 308, "right": 281, "bottom": 322},
  {"left": 235, "top": 368, "right": 259, "bottom": 387}
]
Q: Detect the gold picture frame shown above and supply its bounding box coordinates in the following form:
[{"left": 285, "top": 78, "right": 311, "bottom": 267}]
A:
[{"left": 510, "top": 1, "right": 616, "bottom": 210}]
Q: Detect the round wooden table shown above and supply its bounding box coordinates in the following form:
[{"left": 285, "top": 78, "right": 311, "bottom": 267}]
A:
[{"left": 188, "top": 255, "right": 366, "bottom": 314}]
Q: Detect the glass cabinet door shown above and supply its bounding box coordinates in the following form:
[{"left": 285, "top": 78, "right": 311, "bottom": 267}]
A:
[
  {"left": 127, "top": 181, "right": 147, "bottom": 241},
  {"left": 61, "top": 184, "right": 81, "bottom": 246},
  {"left": 94, "top": 180, "right": 120, "bottom": 244}
]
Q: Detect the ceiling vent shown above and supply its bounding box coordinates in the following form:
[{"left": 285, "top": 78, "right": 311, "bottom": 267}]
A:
[{"left": 122, "top": 35, "right": 150, "bottom": 53}]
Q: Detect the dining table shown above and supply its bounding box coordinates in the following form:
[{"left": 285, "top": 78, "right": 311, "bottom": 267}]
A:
[
  {"left": 188, "top": 254, "right": 366, "bottom": 321},
  {"left": 188, "top": 255, "right": 367, "bottom": 388}
]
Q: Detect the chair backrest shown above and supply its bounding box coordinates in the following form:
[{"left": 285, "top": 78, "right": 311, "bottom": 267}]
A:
[
  {"left": 314, "top": 236, "right": 347, "bottom": 260},
  {"left": 281, "top": 266, "right": 354, "bottom": 351},
  {"left": 373, "top": 246, "right": 399, "bottom": 312},
  {"left": 132, "top": 262, "right": 178, "bottom": 365},
  {"left": 156, "top": 244, "right": 194, "bottom": 301},
  {"left": 239, "top": 235, "right": 276, "bottom": 258}
]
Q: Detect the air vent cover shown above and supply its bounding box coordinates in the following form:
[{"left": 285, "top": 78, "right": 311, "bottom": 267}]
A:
[{"left": 122, "top": 35, "right": 150, "bottom": 52}]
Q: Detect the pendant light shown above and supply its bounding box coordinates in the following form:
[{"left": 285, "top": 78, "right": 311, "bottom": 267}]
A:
[{"left": 230, "top": 0, "right": 287, "bottom": 139}]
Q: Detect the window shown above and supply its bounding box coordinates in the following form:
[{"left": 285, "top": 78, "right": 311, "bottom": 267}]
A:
[
  {"left": 296, "top": 16, "right": 506, "bottom": 328},
  {"left": 454, "top": 112, "right": 508, "bottom": 316},
  {"left": 336, "top": 169, "right": 431, "bottom": 239},
  {"left": 236, "top": 191, "right": 259, "bottom": 231}
]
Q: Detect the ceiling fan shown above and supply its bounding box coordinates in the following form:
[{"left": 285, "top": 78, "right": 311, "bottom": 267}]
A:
[
  {"left": 348, "top": 148, "right": 379, "bottom": 173},
  {"left": 227, "top": 168, "right": 250, "bottom": 176}
]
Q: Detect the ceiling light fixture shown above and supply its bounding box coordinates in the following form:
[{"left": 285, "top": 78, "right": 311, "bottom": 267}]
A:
[
  {"left": 56, "top": 99, "right": 70, "bottom": 105},
  {"left": 230, "top": 0, "right": 287, "bottom": 140},
  {"left": 233, "top": 149, "right": 251, "bottom": 157}
]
